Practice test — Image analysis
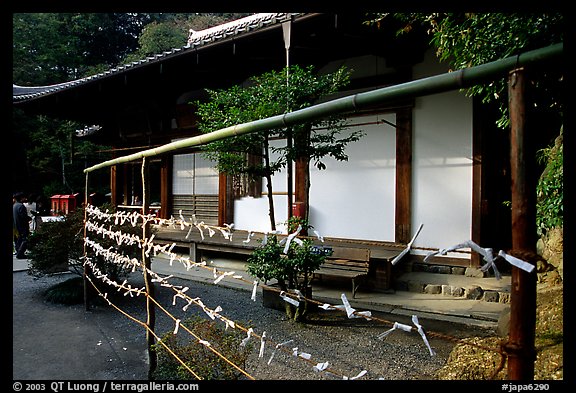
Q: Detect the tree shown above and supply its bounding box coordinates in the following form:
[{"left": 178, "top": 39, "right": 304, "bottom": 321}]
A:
[
  {"left": 13, "top": 13, "right": 253, "bottom": 196},
  {"left": 122, "top": 20, "right": 188, "bottom": 64},
  {"left": 366, "top": 13, "right": 563, "bottom": 128},
  {"left": 195, "top": 65, "right": 364, "bottom": 231},
  {"left": 13, "top": 13, "right": 160, "bottom": 195},
  {"left": 12, "top": 109, "right": 113, "bottom": 197},
  {"left": 367, "top": 13, "right": 564, "bottom": 235},
  {"left": 13, "top": 13, "right": 159, "bottom": 84}
]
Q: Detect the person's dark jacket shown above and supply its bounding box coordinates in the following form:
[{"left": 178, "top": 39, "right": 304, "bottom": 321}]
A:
[{"left": 13, "top": 199, "right": 30, "bottom": 236}]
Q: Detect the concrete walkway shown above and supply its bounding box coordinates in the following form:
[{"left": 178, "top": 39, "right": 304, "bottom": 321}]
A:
[
  {"left": 13, "top": 253, "right": 510, "bottom": 331},
  {"left": 149, "top": 254, "right": 510, "bottom": 330}
]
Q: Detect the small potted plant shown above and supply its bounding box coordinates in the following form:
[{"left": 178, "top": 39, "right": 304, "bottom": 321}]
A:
[{"left": 247, "top": 217, "right": 325, "bottom": 321}]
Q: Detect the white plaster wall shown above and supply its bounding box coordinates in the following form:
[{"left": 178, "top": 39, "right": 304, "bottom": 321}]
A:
[
  {"left": 233, "top": 194, "right": 289, "bottom": 233},
  {"left": 411, "top": 49, "right": 473, "bottom": 257},
  {"left": 308, "top": 114, "right": 396, "bottom": 241},
  {"left": 233, "top": 138, "right": 290, "bottom": 233},
  {"left": 233, "top": 114, "right": 396, "bottom": 240},
  {"left": 234, "top": 49, "right": 474, "bottom": 255}
]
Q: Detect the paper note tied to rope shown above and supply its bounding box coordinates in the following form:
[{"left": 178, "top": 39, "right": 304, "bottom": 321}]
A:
[{"left": 391, "top": 223, "right": 424, "bottom": 265}]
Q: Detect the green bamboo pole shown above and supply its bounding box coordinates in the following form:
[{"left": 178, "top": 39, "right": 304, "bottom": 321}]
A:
[{"left": 84, "top": 42, "right": 562, "bottom": 173}]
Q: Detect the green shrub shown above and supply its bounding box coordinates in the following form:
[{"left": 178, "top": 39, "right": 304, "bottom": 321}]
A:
[
  {"left": 536, "top": 130, "right": 563, "bottom": 236},
  {"left": 152, "top": 316, "right": 253, "bottom": 380},
  {"left": 29, "top": 204, "right": 146, "bottom": 279},
  {"left": 247, "top": 217, "right": 325, "bottom": 321},
  {"left": 27, "top": 208, "right": 85, "bottom": 277},
  {"left": 28, "top": 203, "right": 154, "bottom": 304},
  {"left": 43, "top": 277, "right": 85, "bottom": 305}
]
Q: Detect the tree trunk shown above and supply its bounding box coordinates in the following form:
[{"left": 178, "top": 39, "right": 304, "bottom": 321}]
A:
[
  {"left": 294, "top": 125, "right": 311, "bottom": 234},
  {"left": 263, "top": 134, "right": 276, "bottom": 231}
]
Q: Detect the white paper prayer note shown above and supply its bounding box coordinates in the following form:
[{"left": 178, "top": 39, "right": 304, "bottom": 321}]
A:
[
  {"left": 412, "top": 315, "right": 436, "bottom": 357},
  {"left": 240, "top": 328, "right": 253, "bottom": 347},
  {"left": 251, "top": 281, "right": 258, "bottom": 301},
  {"left": 243, "top": 231, "right": 254, "bottom": 244},
  {"left": 498, "top": 250, "right": 535, "bottom": 273},
  {"left": 427, "top": 239, "right": 512, "bottom": 279},
  {"left": 391, "top": 223, "right": 423, "bottom": 266},
  {"left": 259, "top": 332, "right": 267, "bottom": 358},
  {"left": 377, "top": 321, "right": 412, "bottom": 340},
  {"left": 349, "top": 370, "right": 367, "bottom": 380},
  {"left": 267, "top": 339, "right": 293, "bottom": 365},
  {"left": 213, "top": 271, "right": 235, "bottom": 284},
  {"left": 280, "top": 291, "right": 300, "bottom": 307},
  {"left": 340, "top": 293, "right": 356, "bottom": 318},
  {"left": 283, "top": 225, "right": 302, "bottom": 254},
  {"left": 340, "top": 293, "right": 372, "bottom": 319}
]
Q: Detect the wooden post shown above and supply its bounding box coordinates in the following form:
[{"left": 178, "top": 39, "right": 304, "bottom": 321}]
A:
[
  {"left": 395, "top": 108, "right": 412, "bottom": 244},
  {"left": 506, "top": 67, "right": 537, "bottom": 380},
  {"left": 218, "top": 172, "right": 234, "bottom": 226},
  {"left": 159, "top": 156, "right": 171, "bottom": 220},
  {"left": 141, "top": 157, "right": 157, "bottom": 378},
  {"left": 83, "top": 173, "right": 91, "bottom": 311}
]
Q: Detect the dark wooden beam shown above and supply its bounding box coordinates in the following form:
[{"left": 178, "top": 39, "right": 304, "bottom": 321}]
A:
[
  {"left": 159, "top": 156, "right": 171, "bottom": 220},
  {"left": 471, "top": 99, "right": 483, "bottom": 267},
  {"left": 395, "top": 107, "right": 412, "bottom": 244},
  {"left": 218, "top": 172, "right": 234, "bottom": 226}
]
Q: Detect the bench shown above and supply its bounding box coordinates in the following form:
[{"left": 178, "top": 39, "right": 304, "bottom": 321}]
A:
[{"left": 313, "top": 246, "right": 371, "bottom": 298}]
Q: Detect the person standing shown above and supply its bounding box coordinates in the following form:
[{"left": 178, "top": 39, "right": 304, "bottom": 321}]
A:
[
  {"left": 13, "top": 194, "right": 19, "bottom": 254},
  {"left": 33, "top": 194, "right": 49, "bottom": 230},
  {"left": 25, "top": 193, "right": 37, "bottom": 232},
  {"left": 13, "top": 192, "right": 31, "bottom": 259}
]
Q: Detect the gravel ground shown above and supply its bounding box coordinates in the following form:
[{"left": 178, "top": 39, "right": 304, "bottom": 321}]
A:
[{"left": 13, "top": 269, "right": 494, "bottom": 382}]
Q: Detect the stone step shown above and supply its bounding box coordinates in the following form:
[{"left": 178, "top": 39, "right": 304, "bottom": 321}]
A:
[{"left": 392, "top": 270, "right": 512, "bottom": 304}]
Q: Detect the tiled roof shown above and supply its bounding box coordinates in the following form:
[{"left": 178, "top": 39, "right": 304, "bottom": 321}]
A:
[{"left": 13, "top": 13, "right": 304, "bottom": 102}]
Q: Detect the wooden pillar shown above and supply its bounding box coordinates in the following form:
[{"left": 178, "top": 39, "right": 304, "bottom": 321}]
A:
[
  {"left": 159, "top": 156, "right": 171, "bottom": 219},
  {"left": 506, "top": 67, "right": 537, "bottom": 380},
  {"left": 395, "top": 107, "right": 412, "bottom": 244},
  {"left": 110, "top": 164, "right": 118, "bottom": 206},
  {"left": 122, "top": 164, "right": 129, "bottom": 205},
  {"left": 294, "top": 158, "right": 307, "bottom": 205},
  {"left": 471, "top": 98, "right": 483, "bottom": 268},
  {"left": 141, "top": 157, "right": 157, "bottom": 378},
  {"left": 110, "top": 147, "right": 120, "bottom": 206},
  {"left": 218, "top": 172, "right": 234, "bottom": 226}
]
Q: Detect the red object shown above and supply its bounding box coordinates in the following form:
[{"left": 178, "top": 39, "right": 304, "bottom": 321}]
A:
[
  {"left": 50, "top": 195, "right": 62, "bottom": 216},
  {"left": 50, "top": 194, "right": 79, "bottom": 215},
  {"left": 292, "top": 202, "right": 306, "bottom": 218}
]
